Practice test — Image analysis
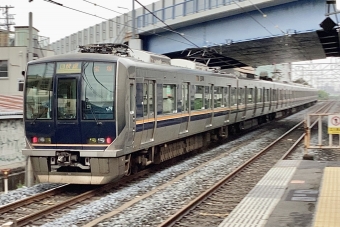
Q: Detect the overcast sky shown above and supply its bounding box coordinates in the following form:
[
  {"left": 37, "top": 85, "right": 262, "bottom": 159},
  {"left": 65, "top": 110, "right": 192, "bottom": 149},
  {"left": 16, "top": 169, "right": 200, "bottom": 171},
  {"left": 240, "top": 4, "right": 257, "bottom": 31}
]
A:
[{"left": 1, "top": 0, "right": 156, "bottom": 43}]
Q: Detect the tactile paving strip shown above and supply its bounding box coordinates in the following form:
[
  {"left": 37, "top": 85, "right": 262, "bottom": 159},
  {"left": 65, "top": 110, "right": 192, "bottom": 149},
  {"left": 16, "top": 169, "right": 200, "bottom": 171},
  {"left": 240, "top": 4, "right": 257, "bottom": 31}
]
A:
[
  {"left": 218, "top": 161, "right": 298, "bottom": 227},
  {"left": 313, "top": 167, "right": 340, "bottom": 227}
]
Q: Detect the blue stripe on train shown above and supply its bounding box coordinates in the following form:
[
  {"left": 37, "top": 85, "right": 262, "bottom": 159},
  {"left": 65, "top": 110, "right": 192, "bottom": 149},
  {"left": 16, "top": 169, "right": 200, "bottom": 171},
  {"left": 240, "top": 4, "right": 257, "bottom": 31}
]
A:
[
  {"left": 190, "top": 113, "right": 211, "bottom": 121},
  {"left": 213, "top": 111, "right": 228, "bottom": 117},
  {"left": 157, "top": 117, "right": 182, "bottom": 128},
  {"left": 136, "top": 122, "right": 155, "bottom": 132}
]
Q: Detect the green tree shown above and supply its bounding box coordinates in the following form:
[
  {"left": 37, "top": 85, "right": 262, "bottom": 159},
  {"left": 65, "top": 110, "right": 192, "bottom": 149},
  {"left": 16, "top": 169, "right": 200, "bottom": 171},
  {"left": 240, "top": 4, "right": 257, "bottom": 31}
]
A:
[{"left": 318, "top": 90, "right": 329, "bottom": 100}]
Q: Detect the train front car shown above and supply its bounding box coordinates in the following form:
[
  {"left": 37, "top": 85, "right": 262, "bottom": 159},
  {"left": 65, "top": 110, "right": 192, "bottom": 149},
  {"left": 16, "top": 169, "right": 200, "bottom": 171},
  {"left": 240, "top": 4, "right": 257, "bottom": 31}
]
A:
[{"left": 22, "top": 54, "right": 126, "bottom": 184}]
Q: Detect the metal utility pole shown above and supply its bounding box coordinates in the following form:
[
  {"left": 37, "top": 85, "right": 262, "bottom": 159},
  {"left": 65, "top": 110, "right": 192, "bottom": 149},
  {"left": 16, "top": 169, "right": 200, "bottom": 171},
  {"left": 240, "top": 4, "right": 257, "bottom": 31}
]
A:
[
  {"left": 28, "top": 13, "right": 33, "bottom": 62},
  {"left": 0, "top": 5, "right": 15, "bottom": 31},
  {"left": 132, "top": 0, "right": 135, "bottom": 39}
]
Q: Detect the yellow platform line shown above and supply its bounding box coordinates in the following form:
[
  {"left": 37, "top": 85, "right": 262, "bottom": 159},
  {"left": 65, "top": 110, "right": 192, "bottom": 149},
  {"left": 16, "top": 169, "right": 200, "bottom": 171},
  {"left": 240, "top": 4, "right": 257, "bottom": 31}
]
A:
[{"left": 313, "top": 167, "right": 340, "bottom": 227}]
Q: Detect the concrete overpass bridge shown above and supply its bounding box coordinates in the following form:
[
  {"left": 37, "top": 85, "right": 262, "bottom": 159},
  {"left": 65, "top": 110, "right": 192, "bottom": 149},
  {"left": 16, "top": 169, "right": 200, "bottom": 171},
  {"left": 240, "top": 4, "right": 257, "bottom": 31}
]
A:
[{"left": 50, "top": 0, "right": 339, "bottom": 69}]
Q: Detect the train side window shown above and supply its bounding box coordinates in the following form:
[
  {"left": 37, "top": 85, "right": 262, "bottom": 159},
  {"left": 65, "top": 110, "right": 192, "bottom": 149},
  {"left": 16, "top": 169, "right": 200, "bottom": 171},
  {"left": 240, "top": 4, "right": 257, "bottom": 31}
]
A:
[
  {"left": 214, "top": 86, "right": 223, "bottom": 108},
  {"left": 257, "top": 88, "right": 262, "bottom": 102},
  {"left": 224, "top": 87, "right": 229, "bottom": 107},
  {"left": 193, "top": 85, "right": 204, "bottom": 110},
  {"left": 230, "top": 87, "right": 237, "bottom": 106},
  {"left": 182, "top": 83, "right": 189, "bottom": 112},
  {"left": 247, "top": 88, "right": 253, "bottom": 104},
  {"left": 162, "top": 84, "right": 177, "bottom": 114},
  {"left": 238, "top": 87, "right": 245, "bottom": 105}
]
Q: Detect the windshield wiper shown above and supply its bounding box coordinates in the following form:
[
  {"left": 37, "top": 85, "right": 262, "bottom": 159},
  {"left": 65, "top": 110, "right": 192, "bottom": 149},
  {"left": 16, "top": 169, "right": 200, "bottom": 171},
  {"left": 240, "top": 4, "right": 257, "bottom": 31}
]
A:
[{"left": 86, "top": 99, "right": 102, "bottom": 125}]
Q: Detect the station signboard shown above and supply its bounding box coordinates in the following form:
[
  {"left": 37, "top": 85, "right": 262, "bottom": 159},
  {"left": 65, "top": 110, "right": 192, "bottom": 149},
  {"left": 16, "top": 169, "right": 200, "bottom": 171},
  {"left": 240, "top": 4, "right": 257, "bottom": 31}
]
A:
[{"left": 328, "top": 115, "right": 340, "bottom": 134}]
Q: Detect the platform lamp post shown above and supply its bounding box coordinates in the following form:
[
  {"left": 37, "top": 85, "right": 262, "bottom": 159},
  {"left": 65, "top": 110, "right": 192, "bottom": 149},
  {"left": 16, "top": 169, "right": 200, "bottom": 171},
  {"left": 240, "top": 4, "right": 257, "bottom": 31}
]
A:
[{"left": 1, "top": 169, "right": 10, "bottom": 194}]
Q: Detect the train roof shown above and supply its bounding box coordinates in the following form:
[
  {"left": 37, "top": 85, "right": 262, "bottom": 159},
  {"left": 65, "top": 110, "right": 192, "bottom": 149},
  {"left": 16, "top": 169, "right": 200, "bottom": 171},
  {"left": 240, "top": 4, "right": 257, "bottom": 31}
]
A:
[{"left": 28, "top": 53, "right": 121, "bottom": 64}]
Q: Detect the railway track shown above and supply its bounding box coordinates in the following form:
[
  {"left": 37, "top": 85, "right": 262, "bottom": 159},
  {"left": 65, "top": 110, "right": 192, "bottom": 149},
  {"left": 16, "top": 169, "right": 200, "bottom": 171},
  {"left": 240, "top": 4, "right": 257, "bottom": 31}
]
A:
[
  {"left": 53, "top": 103, "right": 328, "bottom": 227},
  {"left": 0, "top": 103, "right": 330, "bottom": 227},
  {"left": 157, "top": 102, "right": 333, "bottom": 227},
  {"left": 0, "top": 169, "right": 157, "bottom": 227}
]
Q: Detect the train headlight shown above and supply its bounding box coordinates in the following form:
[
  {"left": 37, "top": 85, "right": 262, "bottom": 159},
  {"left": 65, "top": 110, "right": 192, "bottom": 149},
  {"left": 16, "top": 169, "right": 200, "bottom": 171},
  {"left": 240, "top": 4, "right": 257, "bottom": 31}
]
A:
[
  {"left": 97, "top": 138, "right": 105, "bottom": 144},
  {"left": 88, "top": 138, "right": 97, "bottom": 144}
]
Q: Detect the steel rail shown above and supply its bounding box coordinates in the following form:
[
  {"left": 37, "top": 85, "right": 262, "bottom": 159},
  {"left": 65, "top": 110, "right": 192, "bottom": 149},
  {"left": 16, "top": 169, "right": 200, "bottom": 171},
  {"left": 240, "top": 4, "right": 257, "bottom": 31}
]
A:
[
  {"left": 0, "top": 184, "right": 70, "bottom": 214},
  {"left": 158, "top": 102, "right": 333, "bottom": 227},
  {"left": 4, "top": 168, "right": 153, "bottom": 227}
]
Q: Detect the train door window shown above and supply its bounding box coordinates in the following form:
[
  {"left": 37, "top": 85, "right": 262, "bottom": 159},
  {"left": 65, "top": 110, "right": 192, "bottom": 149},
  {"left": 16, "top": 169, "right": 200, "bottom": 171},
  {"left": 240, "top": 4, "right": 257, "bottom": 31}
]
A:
[
  {"left": 162, "top": 84, "right": 177, "bottom": 114},
  {"left": 238, "top": 87, "right": 245, "bottom": 105},
  {"left": 57, "top": 78, "right": 77, "bottom": 120},
  {"left": 257, "top": 88, "right": 262, "bottom": 102},
  {"left": 143, "top": 81, "right": 155, "bottom": 117},
  {"left": 214, "top": 86, "right": 223, "bottom": 108},
  {"left": 264, "top": 89, "right": 269, "bottom": 102},
  {"left": 230, "top": 87, "right": 237, "bottom": 106},
  {"left": 25, "top": 62, "right": 54, "bottom": 120},
  {"left": 247, "top": 88, "right": 253, "bottom": 104},
  {"left": 204, "top": 86, "right": 212, "bottom": 109},
  {"left": 224, "top": 87, "right": 229, "bottom": 107},
  {"left": 182, "top": 83, "right": 189, "bottom": 112},
  {"left": 273, "top": 89, "right": 277, "bottom": 101},
  {"left": 193, "top": 85, "right": 204, "bottom": 110}
]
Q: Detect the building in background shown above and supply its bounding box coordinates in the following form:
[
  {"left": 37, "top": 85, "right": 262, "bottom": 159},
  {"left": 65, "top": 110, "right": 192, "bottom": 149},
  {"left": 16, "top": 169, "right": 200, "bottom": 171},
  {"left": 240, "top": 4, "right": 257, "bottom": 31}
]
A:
[{"left": 0, "top": 26, "right": 54, "bottom": 96}]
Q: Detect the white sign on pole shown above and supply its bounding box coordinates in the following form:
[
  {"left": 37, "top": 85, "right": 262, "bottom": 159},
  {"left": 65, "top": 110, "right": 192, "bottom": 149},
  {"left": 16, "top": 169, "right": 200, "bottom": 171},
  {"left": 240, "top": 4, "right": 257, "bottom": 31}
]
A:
[{"left": 328, "top": 114, "right": 340, "bottom": 134}]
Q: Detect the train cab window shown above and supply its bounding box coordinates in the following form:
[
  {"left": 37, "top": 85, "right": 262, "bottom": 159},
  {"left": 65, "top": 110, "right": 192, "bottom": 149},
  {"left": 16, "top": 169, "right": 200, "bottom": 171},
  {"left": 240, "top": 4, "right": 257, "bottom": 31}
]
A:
[
  {"left": 82, "top": 62, "right": 115, "bottom": 120},
  {"left": 204, "top": 86, "right": 212, "bottom": 109},
  {"left": 181, "top": 83, "right": 189, "bottom": 112},
  {"left": 214, "top": 86, "right": 223, "bottom": 108},
  {"left": 238, "top": 87, "right": 245, "bottom": 105},
  {"left": 230, "top": 87, "right": 237, "bottom": 106},
  {"left": 257, "top": 88, "right": 262, "bottom": 102},
  {"left": 247, "top": 88, "right": 254, "bottom": 104},
  {"left": 25, "top": 63, "right": 54, "bottom": 120},
  {"left": 193, "top": 85, "right": 204, "bottom": 110},
  {"left": 162, "top": 84, "right": 176, "bottom": 114}
]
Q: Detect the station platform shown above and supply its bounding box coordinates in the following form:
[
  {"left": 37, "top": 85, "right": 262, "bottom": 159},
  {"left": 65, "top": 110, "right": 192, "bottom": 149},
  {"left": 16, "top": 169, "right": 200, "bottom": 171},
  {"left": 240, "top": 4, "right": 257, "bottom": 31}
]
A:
[{"left": 218, "top": 159, "right": 340, "bottom": 227}]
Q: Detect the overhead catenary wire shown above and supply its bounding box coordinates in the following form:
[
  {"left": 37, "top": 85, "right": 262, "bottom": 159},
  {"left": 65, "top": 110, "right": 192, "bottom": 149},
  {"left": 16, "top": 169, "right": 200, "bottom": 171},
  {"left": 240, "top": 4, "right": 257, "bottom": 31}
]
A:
[
  {"left": 42, "top": 0, "right": 196, "bottom": 47},
  {"left": 232, "top": 0, "right": 274, "bottom": 36},
  {"left": 134, "top": 0, "right": 199, "bottom": 48},
  {"left": 81, "top": 0, "right": 199, "bottom": 48}
]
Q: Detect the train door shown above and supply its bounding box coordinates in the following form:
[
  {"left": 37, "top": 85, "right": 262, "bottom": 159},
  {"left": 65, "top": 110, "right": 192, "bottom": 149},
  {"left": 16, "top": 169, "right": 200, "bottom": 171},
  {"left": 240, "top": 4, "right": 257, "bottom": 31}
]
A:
[
  {"left": 179, "top": 82, "right": 189, "bottom": 134},
  {"left": 253, "top": 87, "right": 257, "bottom": 116},
  {"left": 141, "top": 80, "right": 155, "bottom": 144},
  {"left": 243, "top": 86, "right": 247, "bottom": 119},
  {"left": 239, "top": 87, "right": 246, "bottom": 119},
  {"left": 269, "top": 88, "right": 272, "bottom": 111},
  {"left": 224, "top": 86, "right": 230, "bottom": 123},
  {"left": 55, "top": 75, "right": 82, "bottom": 144},
  {"left": 261, "top": 87, "right": 267, "bottom": 114},
  {"left": 126, "top": 79, "right": 136, "bottom": 148},
  {"left": 205, "top": 85, "right": 213, "bottom": 127}
]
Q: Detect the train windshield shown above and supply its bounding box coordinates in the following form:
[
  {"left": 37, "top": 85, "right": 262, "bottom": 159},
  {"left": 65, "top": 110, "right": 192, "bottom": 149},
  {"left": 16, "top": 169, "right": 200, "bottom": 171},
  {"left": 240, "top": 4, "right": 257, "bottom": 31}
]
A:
[
  {"left": 82, "top": 62, "right": 115, "bottom": 120},
  {"left": 25, "top": 63, "right": 54, "bottom": 120}
]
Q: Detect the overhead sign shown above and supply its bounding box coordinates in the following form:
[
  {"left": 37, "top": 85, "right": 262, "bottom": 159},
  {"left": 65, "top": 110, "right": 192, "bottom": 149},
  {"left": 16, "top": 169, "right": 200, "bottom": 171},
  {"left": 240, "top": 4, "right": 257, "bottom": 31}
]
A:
[{"left": 328, "top": 115, "right": 340, "bottom": 134}]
